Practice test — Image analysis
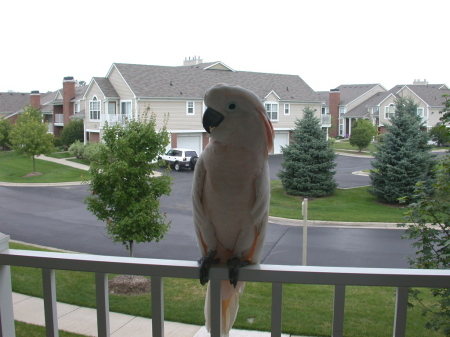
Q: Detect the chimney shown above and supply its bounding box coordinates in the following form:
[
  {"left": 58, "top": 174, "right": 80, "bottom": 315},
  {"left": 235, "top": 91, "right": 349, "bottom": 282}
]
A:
[
  {"left": 63, "top": 76, "right": 76, "bottom": 125},
  {"left": 30, "top": 90, "right": 40, "bottom": 110},
  {"left": 183, "top": 56, "right": 203, "bottom": 66},
  {"left": 413, "top": 79, "right": 428, "bottom": 86},
  {"left": 329, "top": 89, "right": 340, "bottom": 138}
]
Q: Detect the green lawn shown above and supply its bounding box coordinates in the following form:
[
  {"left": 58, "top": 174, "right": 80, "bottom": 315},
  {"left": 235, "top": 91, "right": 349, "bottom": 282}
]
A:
[
  {"left": 9, "top": 242, "right": 442, "bottom": 337},
  {"left": 46, "top": 152, "right": 73, "bottom": 159},
  {"left": 333, "top": 139, "right": 376, "bottom": 154},
  {"left": 0, "top": 152, "right": 90, "bottom": 183},
  {"left": 270, "top": 181, "right": 406, "bottom": 223}
]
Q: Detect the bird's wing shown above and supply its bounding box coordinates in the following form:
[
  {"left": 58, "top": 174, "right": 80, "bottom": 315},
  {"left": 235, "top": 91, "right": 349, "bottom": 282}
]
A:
[
  {"left": 192, "top": 155, "right": 217, "bottom": 256},
  {"left": 232, "top": 161, "right": 270, "bottom": 263}
]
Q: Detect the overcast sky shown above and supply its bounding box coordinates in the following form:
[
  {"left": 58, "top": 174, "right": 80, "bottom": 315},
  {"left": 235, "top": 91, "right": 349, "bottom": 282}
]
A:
[{"left": 1, "top": 0, "right": 448, "bottom": 94}]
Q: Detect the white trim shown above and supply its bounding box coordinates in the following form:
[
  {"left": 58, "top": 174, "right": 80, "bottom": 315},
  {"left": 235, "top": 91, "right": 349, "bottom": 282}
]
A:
[
  {"left": 264, "top": 90, "right": 281, "bottom": 100},
  {"left": 168, "top": 129, "right": 205, "bottom": 133},
  {"left": 86, "top": 129, "right": 100, "bottom": 133},
  {"left": 186, "top": 101, "right": 195, "bottom": 115},
  {"left": 284, "top": 103, "right": 290, "bottom": 115},
  {"left": 265, "top": 102, "right": 279, "bottom": 122},
  {"left": 203, "top": 62, "right": 235, "bottom": 72},
  {"left": 89, "top": 96, "right": 101, "bottom": 121}
]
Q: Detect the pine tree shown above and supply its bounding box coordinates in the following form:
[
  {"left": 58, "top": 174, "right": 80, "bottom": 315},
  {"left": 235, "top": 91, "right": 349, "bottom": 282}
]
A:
[
  {"left": 369, "top": 96, "right": 435, "bottom": 204},
  {"left": 278, "top": 107, "right": 337, "bottom": 197}
]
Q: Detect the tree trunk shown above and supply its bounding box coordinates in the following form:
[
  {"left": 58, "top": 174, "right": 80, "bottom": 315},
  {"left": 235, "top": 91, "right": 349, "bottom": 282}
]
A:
[
  {"left": 129, "top": 240, "right": 134, "bottom": 258},
  {"left": 32, "top": 155, "right": 36, "bottom": 172}
]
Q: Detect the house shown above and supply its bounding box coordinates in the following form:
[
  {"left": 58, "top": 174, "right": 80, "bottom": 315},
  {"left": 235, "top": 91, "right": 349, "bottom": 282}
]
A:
[
  {"left": 1, "top": 90, "right": 57, "bottom": 133},
  {"left": 320, "top": 80, "right": 450, "bottom": 138},
  {"left": 317, "top": 84, "right": 387, "bottom": 138},
  {"left": 82, "top": 58, "right": 330, "bottom": 154}
]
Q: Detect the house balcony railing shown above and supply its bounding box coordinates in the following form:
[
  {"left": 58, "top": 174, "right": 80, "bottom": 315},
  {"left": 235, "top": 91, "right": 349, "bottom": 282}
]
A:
[
  {"left": 1, "top": 232, "right": 450, "bottom": 337},
  {"left": 54, "top": 114, "right": 64, "bottom": 126},
  {"left": 100, "top": 114, "right": 133, "bottom": 128},
  {"left": 47, "top": 123, "right": 54, "bottom": 134},
  {"left": 321, "top": 114, "right": 331, "bottom": 127}
]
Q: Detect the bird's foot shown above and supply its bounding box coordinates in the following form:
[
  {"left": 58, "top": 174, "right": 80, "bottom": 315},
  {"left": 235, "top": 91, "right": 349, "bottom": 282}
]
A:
[
  {"left": 198, "top": 250, "right": 219, "bottom": 286},
  {"left": 227, "top": 257, "right": 250, "bottom": 288}
]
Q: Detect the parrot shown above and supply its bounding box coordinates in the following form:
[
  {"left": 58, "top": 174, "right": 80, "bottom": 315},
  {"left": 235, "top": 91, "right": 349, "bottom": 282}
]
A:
[{"left": 192, "top": 83, "right": 274, "bottom": 336}]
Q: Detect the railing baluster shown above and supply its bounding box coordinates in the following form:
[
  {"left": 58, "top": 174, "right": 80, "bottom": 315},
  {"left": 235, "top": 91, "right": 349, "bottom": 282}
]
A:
[
  {"left": 95, "top": 272, "right": 110, "bottom": 337},
  {"left": 332, "top": 285, "right": 346, "bottom": 337},
  {"left": 151, "top": 276, "right": 164, "bottom": 337},
  {"left": 271, "top": 283, "right": 283, "bottom": 337},
  {"left": 393, "top": 287, "right": 409, "bottom": 337},
  {"left": 0, "top": 234, "right": 15, "bottom": 337},
  {"left": 210, "top": 279, "right": 222, "bottom": 337},
  {"left": 42, "top": 268, "right": 58, "bottom": 337}
]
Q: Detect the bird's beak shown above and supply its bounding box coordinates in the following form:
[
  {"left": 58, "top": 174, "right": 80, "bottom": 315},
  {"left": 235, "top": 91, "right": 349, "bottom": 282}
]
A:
[{"left": 203, "top": 107, "right": 224, "bottom": 134}]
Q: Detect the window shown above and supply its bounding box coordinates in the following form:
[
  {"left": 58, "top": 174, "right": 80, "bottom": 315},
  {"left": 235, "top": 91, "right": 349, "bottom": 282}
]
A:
[
  {"left": 417, "top": 107, "right": 424, "bottom": 119},
  {"left": 89, "top": 96, "right": 100, "bottom": 120},
  {"left": 265, "top": 103, "right": 279, "bottom": 121},
  {"left": 385, "top": 104, "right": 395, "bottom": 119},
  {"left": 372, "top": 107, "right": 379, "bottom": 115},
  {"left": 108, "top": 102, "right": 116, "bottom": 115},
  {"left": 284, "top": 103, "right": 290, "bottom": 115},
  {"left": 186, "top": 101, "right": 194, "bottom": 115},
  {"left": 121, "top": 101, "right": 132, "bottom": 115},
  {"left": 322, "top": 107, "right": 329, "bottom": 115},
  {"left": 74, "top": 102, "right": 80, "bottom": 114},
  {"left": 339, "top": 107, "right": 346, "bottom": 115}
]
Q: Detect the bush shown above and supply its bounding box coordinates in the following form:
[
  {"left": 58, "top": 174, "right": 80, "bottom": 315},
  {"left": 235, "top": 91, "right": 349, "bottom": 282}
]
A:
[
  {"left": 83, "top": 142, "right": 106, "bottom": 162},
  {"left": 52, "top": 136, "right": 63, "bottom": 149},
  {"left": 60, "top": 119, "right": 84, "bottom": 148},
  {"left": 68, "top": 140, "right": 85, "bottom": 158}
]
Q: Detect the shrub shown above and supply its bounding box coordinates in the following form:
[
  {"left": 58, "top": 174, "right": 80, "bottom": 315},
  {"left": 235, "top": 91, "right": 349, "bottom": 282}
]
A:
[
  {"left": 83, "top": 142, "right": 106, "bottom": 163},
  {"left": 68, "top": 140, "right": 85, "bottom": 158},
  {"left": 60, "top": 119, "right": 84, "bottom": 148}
]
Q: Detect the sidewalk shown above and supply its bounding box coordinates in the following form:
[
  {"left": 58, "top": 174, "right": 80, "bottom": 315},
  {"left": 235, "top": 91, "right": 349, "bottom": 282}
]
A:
[{"left": 13, "top": 292, "right": 294, "bottom": 337}]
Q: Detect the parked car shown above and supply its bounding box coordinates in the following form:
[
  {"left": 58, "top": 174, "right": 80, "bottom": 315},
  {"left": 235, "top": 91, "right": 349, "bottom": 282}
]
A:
[{"left": 158, "top": 148, "right": 198, "bottom": 171}]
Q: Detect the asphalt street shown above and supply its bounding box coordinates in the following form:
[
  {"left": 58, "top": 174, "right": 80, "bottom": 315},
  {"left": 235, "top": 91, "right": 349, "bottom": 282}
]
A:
[{"left": 0, "top": 154, "right": 417, "bottom": 268}]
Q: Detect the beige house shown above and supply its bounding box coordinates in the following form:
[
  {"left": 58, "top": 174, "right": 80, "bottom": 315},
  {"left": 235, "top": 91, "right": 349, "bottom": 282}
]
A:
[
  {"left": 339, "top": 80, "right": 450, "bottom": 136},
  {"left": 82, "top": 58, "right": 329, "bottom": 154}
]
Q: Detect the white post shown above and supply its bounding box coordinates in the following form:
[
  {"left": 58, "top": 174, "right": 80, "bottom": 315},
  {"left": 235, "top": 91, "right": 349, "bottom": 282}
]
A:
[
  {"left": 302, "top": 198, "right": 308, "bottom": 266},
  {"left": 0, "top": 233, "right": 15, "bottom": 337}
]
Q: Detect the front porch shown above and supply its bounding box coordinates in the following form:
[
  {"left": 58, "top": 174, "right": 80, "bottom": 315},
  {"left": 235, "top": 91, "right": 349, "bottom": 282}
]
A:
[{"left": 1, "top": 233, "right": 449, "bottom": 337}]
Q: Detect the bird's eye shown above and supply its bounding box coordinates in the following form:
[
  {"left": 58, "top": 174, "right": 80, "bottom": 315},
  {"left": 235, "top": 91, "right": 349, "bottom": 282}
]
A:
[{"left": 228, "top": 103, "right": 236, "bottom": 110}]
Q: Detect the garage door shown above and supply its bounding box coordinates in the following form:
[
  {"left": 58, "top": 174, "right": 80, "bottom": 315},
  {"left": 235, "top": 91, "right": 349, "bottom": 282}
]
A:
[
  {"left": 273, "top": 132, "right": 289, "bottom": 154},
  {"left": 177, "top": 134, "right": 202, "bottom": 155}
]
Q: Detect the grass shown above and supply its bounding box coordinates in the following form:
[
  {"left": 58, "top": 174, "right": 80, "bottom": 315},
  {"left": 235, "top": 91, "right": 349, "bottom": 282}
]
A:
[
  {"left": 46, "top": 152, "right": 72, "bottom": 159},
  {"left": 270, "top": 181, "right": 406, "bottom": 223},
  {"left": 67, "top": 158, "right": 90, "bottom": 166},
  {"left": 0, "top": 151, "right": 90, "bottom": 183},
  {"left": 9, "top": 242, "right": 442, "bottom": 336},
  {"left": 15, "top": 321, "right": 86, "bottom": 337},
  {"left": 333, "top": 139, "right": 376, "bottom": 154}
]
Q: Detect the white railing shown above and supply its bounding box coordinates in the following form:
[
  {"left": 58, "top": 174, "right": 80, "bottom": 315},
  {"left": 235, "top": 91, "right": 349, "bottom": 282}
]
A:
[
  {"left": 1, "top": 233, "right": 450, "bottom": 337},
  {"left": 321, "top": 114, "right": 331, "bottom": 126},
  {"left": 100, "top": 114, "right": 133, "bottom": 127},
  {"left": 47, "top": 123, "right": 54, "bottom": 133},
  {"left": 54, "top": 114, "right": 64, "bottom": 125}
]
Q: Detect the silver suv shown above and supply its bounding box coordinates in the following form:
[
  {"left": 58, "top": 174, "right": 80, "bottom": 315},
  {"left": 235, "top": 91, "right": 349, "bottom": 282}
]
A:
[{"left": 158, "top": 148, "right": 198, "bottom": 171}]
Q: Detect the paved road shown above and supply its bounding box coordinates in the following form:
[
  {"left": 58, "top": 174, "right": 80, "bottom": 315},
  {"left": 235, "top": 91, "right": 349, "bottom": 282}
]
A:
[{"left": 0, "top": 154, "right": 418, "bottom": 268}]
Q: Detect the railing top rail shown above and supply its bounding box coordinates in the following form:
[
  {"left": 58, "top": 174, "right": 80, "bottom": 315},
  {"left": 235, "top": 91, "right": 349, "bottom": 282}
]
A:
[{"left": 2, "top": 249, "right": 450, "bottom": 288}]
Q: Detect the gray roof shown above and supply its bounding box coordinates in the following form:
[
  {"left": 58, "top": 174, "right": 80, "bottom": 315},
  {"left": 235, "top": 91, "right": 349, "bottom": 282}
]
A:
[
  {"left": 334, "top": 84, "right": 380, "bottom": 106},
  {"left": 399, "top": 84, "right": 450, "bottom": 107},
  {"left": 344, "top": 91, "right": 392, "bottom": 118},
  {"left": 0, "top": 92, "right": 30, "bottom": 115},
  {"left": 316, "top": 91, "right": 330, "bottom": 105},
  {"left": 112, "top": 62, "right": 319, "bottom": 102},
  {"left": 92, "top": 78, "right": 118, "bottom": 98}
]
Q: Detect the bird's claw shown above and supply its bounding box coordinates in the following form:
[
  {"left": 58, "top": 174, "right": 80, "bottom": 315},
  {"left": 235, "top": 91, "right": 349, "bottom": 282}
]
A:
[
  {"left": 198, "top": 250, "right": 219, "bottom": 285},
  {"left": 227, "top": 257, "right": 250, "bottom": 288}
]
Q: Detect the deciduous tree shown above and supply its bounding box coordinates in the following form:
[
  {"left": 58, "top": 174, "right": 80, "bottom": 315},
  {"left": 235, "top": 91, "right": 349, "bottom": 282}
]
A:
[
  {"left": 349, "top": 118, "right": 377, "bottom": 152},
  {"left": 9, "top": 105, "right": 54, "bottom": 172},
  {"left": 84, "top": 112, "right": 172, "bottom": 257},
  {"left": 0, "top": 118, "right": 12, "bottom": 150}
]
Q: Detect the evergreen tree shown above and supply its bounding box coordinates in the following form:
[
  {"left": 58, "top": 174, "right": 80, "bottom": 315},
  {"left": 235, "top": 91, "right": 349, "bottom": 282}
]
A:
[
  {"left": 349, "top": 118, "right": 377, "bottom": 152},
  {"left": 278, "top": 107, "right": 337, "bottom": 197},
  {"left": 369, "top": 96, "right": 435, "bottom": 204}
]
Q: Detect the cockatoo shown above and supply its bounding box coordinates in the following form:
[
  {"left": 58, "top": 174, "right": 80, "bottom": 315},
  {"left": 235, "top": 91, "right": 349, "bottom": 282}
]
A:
[{"left": 192, "top": 84, "right": 274, "bottom": 336}]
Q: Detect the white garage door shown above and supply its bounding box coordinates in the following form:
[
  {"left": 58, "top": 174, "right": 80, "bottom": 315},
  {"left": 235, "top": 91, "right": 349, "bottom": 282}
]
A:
[
  {"left": 177, "top": 134, "right": 202, "bottom": 155},
  {"left": 273, "top": 132, "right": 289, "bottom": 154}
]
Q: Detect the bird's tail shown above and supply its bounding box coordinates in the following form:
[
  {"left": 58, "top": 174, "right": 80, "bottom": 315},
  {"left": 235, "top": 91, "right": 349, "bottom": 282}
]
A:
[{"left": 204, "top": 280, "right": 245, "bottom": 336}]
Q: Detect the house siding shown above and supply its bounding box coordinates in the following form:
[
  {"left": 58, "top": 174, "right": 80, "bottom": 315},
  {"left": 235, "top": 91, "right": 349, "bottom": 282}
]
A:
[
  {"left": 84, "top": 83, "right": 105, "bottom": 133},
  {"left": 109, "top": 67, "right": 135, "bottom": 100}
]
